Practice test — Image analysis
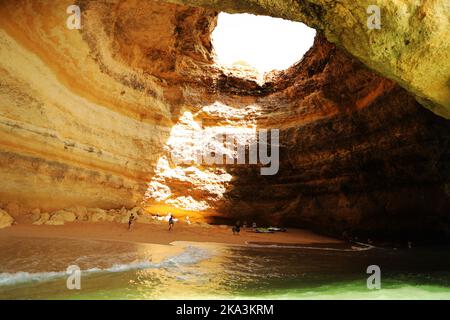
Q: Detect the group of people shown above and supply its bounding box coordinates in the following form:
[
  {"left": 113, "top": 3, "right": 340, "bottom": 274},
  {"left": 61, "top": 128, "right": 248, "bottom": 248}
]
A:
[
  {"left": 128, "top": 213, "right": 260, "bottom": 236},
  {"left": 232, "top": 221, "right": 257, "bottom": 235},
  {"left": 128, "top": 213, "right": 175, "bottom": 231}
]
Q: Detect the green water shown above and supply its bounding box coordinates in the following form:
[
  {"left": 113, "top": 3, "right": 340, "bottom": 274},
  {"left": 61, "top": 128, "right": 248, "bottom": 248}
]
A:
[{"left": 0, "top": 237, "right": 449, "bottom": 299}]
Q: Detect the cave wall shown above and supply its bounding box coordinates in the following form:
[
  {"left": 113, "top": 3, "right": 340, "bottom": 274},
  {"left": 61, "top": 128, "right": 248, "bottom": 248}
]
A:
[
  {"left": 0, "top": 0, "right": 449, "bottom": 241},
  {"left": 164, "top": 0, "right": 450, "bottom": 119},
  {"left": 0, "top": 0, "right": 223, "bottom": 216},
  {"left": 0, "top": 0, "right": 174, "bottom": 214},
  {"left": 221, "top": 36, "right": 450, "bottom": 241}
]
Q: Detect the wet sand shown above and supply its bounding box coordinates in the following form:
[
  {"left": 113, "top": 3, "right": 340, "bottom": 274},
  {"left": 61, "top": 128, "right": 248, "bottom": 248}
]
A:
[{"left": 0, "top": 222, "right": 342, "bottom": 246}]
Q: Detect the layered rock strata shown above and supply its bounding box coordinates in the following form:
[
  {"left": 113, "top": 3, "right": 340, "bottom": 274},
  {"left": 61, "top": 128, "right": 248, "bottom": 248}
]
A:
[
  {"left": 0, "top": 0, "right": 449, "bottom": 241},
  {"left": 165, "top": 0, "right": 450, "bottom": 118}
]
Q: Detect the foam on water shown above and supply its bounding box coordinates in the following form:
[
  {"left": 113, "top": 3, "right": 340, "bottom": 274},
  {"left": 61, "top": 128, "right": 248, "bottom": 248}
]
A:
[
  {"left": 1, "top": 237, "right": 449, "bottom": 300},
  {"left": 245, "top": 242, "right": 374, "bottom": 252},
  {"left": 0, "top": 245, "right": 211, "bottom": 287},
  {"left": 160, "top": 245, "right": 211, "bottom": 267},
  {"left": 0, "top": 271, "right": 67, "bottom": 286}
]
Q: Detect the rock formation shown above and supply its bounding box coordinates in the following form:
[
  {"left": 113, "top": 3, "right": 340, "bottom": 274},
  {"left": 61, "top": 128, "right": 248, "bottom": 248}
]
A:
[
  {"left": 165, "top": 0, "right": 450, "bottom": 119},
  {"left": 0, "top": 209, "right": 14, "bottom": 229},
  {"left": 0, "top": 0, "right": 449, "bottom": 241}
]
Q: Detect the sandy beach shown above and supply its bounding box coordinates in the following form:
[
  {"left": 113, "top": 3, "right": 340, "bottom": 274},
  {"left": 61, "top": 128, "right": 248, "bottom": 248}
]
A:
[{"left": 0, "top": 221, "right": 342, "bottom": 246}]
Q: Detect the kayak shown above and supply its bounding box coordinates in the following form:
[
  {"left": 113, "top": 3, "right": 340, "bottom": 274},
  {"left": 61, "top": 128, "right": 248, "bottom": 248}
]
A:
[
  {"left": 254, "top": 228, "right": 275, "bottom": 233},
  {"left": 268, "top": 227, "right": 287, "bottom": 232}
]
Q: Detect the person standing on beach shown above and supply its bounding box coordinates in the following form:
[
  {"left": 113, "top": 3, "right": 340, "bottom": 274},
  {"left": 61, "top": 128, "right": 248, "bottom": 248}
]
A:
[
  {"left": 168, "top": 214, "right": 175, "bottom": 231},
  {"left": 232, "top": 220, "right": 241, "bottom": 235},
  {"left": 128, "top": 213, "right": 136, "bottom": 231}
]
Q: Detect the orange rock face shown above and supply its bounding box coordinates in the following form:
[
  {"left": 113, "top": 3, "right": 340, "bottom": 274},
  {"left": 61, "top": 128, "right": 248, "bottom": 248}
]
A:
[
  {"left": 219, "top": 36, "right": 450, "bottom": 241},
  {"left": 0, "top": 0, "right": 449, "bottom": 241}
]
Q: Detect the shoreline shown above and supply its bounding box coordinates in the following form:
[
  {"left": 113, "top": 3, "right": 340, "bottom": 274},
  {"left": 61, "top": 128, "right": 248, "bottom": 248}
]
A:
[{"left": 0, "top": 221, "right": 343, "bottom": 247}]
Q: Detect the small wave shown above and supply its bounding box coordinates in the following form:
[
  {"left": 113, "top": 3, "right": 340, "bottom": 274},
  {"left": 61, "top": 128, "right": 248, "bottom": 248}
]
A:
[
  {"left": 0, "top": 271, "right": 66, "bottom": 286},
  {"left": 245, "top": 241, "right": 374, "bottom": 252},
  {"left": 0, "top": 245, "right": 211, "bottom": 287}
]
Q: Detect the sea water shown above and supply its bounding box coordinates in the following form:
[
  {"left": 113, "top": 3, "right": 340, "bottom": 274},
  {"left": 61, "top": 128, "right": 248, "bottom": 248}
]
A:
[{"left": 0, "top": 236, "right": 449, "bottom": 299}]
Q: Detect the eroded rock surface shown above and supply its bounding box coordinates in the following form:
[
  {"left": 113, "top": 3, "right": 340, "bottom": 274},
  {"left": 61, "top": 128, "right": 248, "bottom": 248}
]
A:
[
  {"left": 0, "top": 209, "right": 14, "bottom": 229},
  {"left": 0, "top": 0, "right": 449, "bottom": 241},
  {"left": 164, "top": 0, "right": 450, "bottom": 118}
]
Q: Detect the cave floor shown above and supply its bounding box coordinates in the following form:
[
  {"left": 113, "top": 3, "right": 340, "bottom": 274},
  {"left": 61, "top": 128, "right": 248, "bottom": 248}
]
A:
[{"left": 0, "top": 222, "right": 342, "bottom": 247}]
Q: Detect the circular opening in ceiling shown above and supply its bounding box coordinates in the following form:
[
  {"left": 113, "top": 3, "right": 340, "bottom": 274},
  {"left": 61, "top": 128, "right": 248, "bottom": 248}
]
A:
[{"left": 211, "top": 12, "right": 316, "bottom": 76}]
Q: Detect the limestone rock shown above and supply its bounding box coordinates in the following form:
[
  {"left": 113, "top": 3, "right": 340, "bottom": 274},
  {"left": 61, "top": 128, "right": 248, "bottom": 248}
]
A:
[
  {"left": 67, "top": 207, "right": 89, "bottom": 221},
  {"left": 136, "top": 213, "right": 156, "bottom": 225},
  {"left": 88, "top": 208, "right": 115, "bottom": 223},
  {"left": 30, "top": 209, "right": 41, "bottom": 223},
  {"left": 130, "top": 207, "right": 144, "bottom": 215},
  {"left": 0, "top": 0, "right": 172, "bottom": 213},
  {"left": 165, "top": 0, "right": 450, "bottom": 118},
  {"left": 0, "top": 0, "right": 449, "bottom": 242},
  {"left": 116, "top": 211, "right": 132, "bottom": 224},
  {"left": 0, "top": 209, "right": 14, "bottom": 229},
  {"left": 45, "top": 210, "right": 77, "bottom": 225},
  {"left": 5, "top": 203, "right": 20, "bottom": 217},
  {"left": 33, "top": 213, "right": 50, "bottom": 225}
]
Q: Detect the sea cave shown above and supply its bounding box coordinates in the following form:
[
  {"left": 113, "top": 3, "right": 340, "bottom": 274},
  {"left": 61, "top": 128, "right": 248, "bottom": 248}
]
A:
[{"left": 0, "top": 0, "right": 449, "bottom": 300}]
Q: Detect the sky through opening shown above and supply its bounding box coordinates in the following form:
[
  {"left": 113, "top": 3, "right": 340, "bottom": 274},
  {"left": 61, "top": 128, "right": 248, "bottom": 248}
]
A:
[{"left": 212, "top": 13, "right": 316, "bottom": 74}]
